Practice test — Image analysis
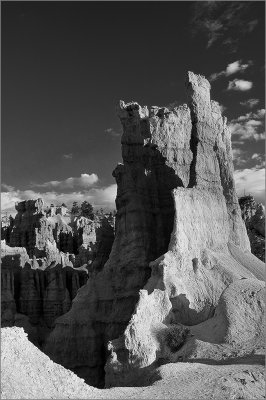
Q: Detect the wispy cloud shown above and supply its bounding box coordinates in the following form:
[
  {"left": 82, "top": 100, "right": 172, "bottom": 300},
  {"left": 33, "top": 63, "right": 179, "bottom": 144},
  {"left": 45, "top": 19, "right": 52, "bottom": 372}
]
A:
[
  {"left": 234, "top": 167, "right": 265, "bottom": 203},
  {"left": 191, "top": 2, "right": 259, "bottom": 50},
  {"left": 232, "top": 148, "right": 247, "bottom": 168},
  {"left": 251, "top": 153, "right": 265, "bottom": 169},
  {"left": 240, "top": 99, "right": 259, "bottom": 108},
  {"left": 227, "top": 79, "right": 253, "bottom": 91},
  {"left": 33, "top": 173, "right": 99, "bottom": 191},
  {"left": 247, "top": 19, "right": 258, "bottom": 33},
  {"left": 229, "top": 121, "right": 264, "bottom": 141},
  {"left": 231, "top": 109, "right": 265, "bottom": 123},
  {"left": 209, "top": 60, "right": 252, "bottom": 82},
  {"left": 105, "top": 128, "right": 121, "bottom": 138},
  {"left": 229, "top": 108, "right": 265, "bottom": 141},
  {"left": 62, "top": 153, "right": 73, "bottom": 160},
  {"left": 1, "top": 183, "right": 15, "bottom": 192}
]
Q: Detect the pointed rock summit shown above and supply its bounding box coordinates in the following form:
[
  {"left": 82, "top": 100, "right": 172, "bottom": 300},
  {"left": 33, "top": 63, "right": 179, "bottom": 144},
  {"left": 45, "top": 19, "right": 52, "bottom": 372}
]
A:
[{"left": 44, "top": 72, "right": 264, "bottom": 388}]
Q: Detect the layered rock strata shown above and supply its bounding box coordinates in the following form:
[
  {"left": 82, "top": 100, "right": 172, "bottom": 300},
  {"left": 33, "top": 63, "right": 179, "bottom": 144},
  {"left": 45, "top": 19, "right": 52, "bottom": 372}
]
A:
[
  {"left": 44, "top": 71, "right": 264, "bottom": 388},
  {"left": 1, "top": 241, "right": 88, "bottom": 342},
  {"left": 1, "top": 205, "right": 115, "bottom": 345}
]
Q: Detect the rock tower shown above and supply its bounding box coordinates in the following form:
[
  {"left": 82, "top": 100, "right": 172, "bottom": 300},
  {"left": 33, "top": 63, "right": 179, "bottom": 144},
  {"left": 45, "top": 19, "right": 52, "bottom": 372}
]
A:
[{"left": 44, "top": 72, "right": 264, "bottom": 388}]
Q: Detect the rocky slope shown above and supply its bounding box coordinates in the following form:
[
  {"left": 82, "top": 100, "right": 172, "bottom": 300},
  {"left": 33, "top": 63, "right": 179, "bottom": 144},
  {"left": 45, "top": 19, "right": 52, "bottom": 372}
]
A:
[
  {"left": 239, "top": 195, "right": 265, "bottom": 261},
  {"left": 44, "top": 71, "right": 264, "bottom": 388},
  {"left": 2, "top": 327, "right": 264, "bottom": 400}
]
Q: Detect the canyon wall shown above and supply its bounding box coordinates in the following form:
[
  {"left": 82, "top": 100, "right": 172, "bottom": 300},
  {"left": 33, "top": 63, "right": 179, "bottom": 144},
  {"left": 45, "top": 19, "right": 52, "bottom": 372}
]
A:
[
  {"left": 44, "top": 71, "right": 264, "bottom": 388},
  {"left": 1, "top": 201, "right": 115, "bottom": 345}
]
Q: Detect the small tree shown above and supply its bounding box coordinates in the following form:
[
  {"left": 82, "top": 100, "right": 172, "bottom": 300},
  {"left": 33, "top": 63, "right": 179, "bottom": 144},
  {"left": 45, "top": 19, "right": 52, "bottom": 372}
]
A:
[
  {"left": 71, "top": 201, "right": 80, "bottom": 216},
  {"left": 165, "top": 324, "right": 190, "bottom": 352},
  {"left": 81, "top": 201, "right": 94, "bottom": 219},
  {"left": 61, "top": 203, "right": 67, "bottom": 208}
]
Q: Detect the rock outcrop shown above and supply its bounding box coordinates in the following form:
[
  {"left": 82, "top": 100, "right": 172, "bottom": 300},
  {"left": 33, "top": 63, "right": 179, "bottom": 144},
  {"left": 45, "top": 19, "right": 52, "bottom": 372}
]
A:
[
  {"left": 239, "top": 195, "right": 265, "bottom": 261},
  {"left": 3, "top": 327, "right": 265, "bottom": 400},
  {"left": 1, "top": 241, "right": 88, "bottom": 344},
  {"left": 1, "top": 327, "right": 101, "bottom": 400},
  {"left": 1, "top": 202, "right": 115, "bottom": 345},
  {"left": 5, "top": 199, "right": 115, "bottom": 270},
  {"left": 1, "top": 214, "right": 14, "bottom": 243},
  {"left": 44, "top": 71, "right": 264, "bottom": 388}
]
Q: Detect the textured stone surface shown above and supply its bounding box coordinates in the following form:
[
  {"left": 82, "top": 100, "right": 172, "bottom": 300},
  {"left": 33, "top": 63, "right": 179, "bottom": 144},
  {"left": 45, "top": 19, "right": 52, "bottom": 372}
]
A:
[
  {"left": 239, "top": 195, "right": 265, "bottom": 261},
  {"left": 9, "top": 199, "right": 57, "bottom": 261},
  {"left": 1, "top": 241, "right": 88, "bottom": 344},
  {"left": 1, "top": 208, "right": 114, "bottom": 345},
  {"left": 5, "top": 200, "right": 115, "bottom": 271},
  {"left": 2, "top": 327, "right": 265, "bottom": 400},
  {"left": 1, "top": 215, "right": 14, "bottom": 243},
  {"left": 43, "top": 71, "right": 264, "bottom": 388}
]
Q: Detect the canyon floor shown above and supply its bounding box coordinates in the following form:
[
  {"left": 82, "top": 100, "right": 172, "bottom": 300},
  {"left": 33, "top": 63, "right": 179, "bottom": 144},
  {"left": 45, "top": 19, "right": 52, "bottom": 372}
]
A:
[{"left": 2, "top": 327, "right": 265, "bottom": 400}]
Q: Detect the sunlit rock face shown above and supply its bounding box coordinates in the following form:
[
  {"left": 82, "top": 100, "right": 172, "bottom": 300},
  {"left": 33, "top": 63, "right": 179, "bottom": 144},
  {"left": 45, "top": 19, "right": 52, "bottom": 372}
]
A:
[
  {"left": 239, "top": 195, "right": 265, "bottom": 261},
  {"left": 44, "top": 72, "right": 263, "bottom": 388}
]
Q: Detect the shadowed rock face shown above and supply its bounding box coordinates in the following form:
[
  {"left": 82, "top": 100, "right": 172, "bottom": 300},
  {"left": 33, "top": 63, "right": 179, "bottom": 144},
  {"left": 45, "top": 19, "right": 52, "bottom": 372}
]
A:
[
  {"left": 1, "top": 204, "right": 115, "bottom": 346},
  {"left": 1, "top": 242, "right": 88, "bottom": 344},
  {"left": 44, "top": 71, "right": 263, "bottom": 388}
]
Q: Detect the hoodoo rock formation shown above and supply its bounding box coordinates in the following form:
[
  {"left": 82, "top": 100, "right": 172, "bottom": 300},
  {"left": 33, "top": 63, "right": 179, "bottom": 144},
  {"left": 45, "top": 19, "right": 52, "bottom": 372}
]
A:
[
  {"left": 239, "top": 195, "right": 265, "bottom": 262},
  {"left": 42, "top": 71, "right": 264, "bottom": 388},
  {"left": 1, "top": 201, "right": 115, "bottom": 345}
]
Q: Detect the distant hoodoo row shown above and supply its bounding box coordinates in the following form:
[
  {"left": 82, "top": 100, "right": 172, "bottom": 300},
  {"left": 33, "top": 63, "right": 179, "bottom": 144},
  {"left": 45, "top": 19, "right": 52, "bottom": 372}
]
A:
[{"left": 1, "top": 200, "right": 115, "bottom": 345}]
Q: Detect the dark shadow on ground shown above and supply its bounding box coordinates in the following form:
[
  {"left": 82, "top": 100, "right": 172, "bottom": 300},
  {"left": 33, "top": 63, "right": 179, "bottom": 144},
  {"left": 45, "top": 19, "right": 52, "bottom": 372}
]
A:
[{"left": 185, "top": 354, "right": 265, "bottom": 366}]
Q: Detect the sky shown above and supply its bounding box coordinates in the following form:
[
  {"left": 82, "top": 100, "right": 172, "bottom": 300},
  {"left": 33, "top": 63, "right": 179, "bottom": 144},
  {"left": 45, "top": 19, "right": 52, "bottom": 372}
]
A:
[{"left": 1, "top": 1, "right": 265, "bottom": 215}]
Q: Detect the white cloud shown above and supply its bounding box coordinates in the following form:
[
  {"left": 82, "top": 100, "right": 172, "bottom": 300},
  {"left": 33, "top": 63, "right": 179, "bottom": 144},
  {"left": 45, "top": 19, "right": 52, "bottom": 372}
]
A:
[
  {"left": 85, "top": 184, "right": 117, "bottom": 207},
  {"left": 231, "top": 109, "right": 265, "bottom": 123},
  {"left": 105, "top": 128, "right": 121, "bottom": 137},
  {"left": 1, "top": 192, "right": 23, "bottom": 215},
  {"left": 245, "top": 120, "right": 262, "bottom": 127},
  {"left": 227, "top": 79, "right": 253, "bottom": 91},
  {"left": 232, "top": 148, "right": 247, "bottom": 167},
  {"left": 229, "top": 108, "right": 265, "bottom": 141},
  {"left": 34, "top": 173, "right": 99, "bottom": 191},
  {"left": 191, "top": 3, "right": 258, "bottom": 50},
  {"left": 209, "top": 60, "right": 252, "bottom": 81},
  {"left": 250, "top": 153, "right": 265, "bottom": 169},
  {"left": 240, "top": 98, "right": 259, "bottom": 108},
  {"left": 1, "top": 183, "right": 117, "bottom": 216},
  {"left": 226, "top": 60, "right": 251, "bottom": 75},
  {"left": 1, "top": 183, "right": 15, "bottom": 192},
  {"left": 255, "top": 109, "right": 266, "bottom": 119},
  {"left": 229, "top": 120, "right": 265, "bottom": 141},
  {"left": 63, "top": 153, "right": 73, "bottom": 159},
  {"left": 234, "top": 168, "right": 265, "bottom": 203},
  {"left": 247, "top": 19, "right": 258, "bottom": 32}
]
